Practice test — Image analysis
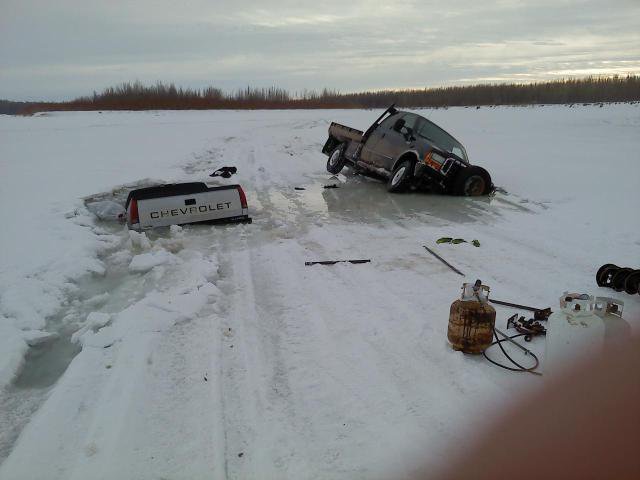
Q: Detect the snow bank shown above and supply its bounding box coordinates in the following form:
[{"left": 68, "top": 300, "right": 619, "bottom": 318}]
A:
[
  {"left": 71, "top": 312, "right": 112, "bottom": 345},
  {"left": 21, "top": 330, "right": 59, "bottom": 347},
  {"left": 85, "top": 200, "right": 124, "bottom": 221},
  {"left": 128, "top": 250, "right": 178, "bottom": 273},
  {"left": 0, "top": 323, "right": 27, "bottom": 388}
]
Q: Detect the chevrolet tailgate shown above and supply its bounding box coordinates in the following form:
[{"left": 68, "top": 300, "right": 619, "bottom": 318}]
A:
[{"left": 126, "top": 183, "right": 250, "bottom": 230}]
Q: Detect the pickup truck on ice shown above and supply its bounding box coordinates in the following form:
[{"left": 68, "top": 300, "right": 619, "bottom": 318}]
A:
[
  {"left": 322, "top": 105, "right": 492, "bottom": 195},
  {"left": 126, "top": 182, "right": 250, "bottom": 230}
]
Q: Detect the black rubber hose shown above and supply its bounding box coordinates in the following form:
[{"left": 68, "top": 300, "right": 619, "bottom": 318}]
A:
[{"left": 483, "top": 328, "right": 541, "bottom": 375}]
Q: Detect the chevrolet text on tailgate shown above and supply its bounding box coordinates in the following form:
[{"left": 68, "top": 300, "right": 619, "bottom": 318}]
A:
[{"left": 126, "top": 182, "right": 251, "bottom": 230}]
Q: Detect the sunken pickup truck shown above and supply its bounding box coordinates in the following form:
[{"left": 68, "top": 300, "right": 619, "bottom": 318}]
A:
[
  {"left": 322, "top": 105, "right": 492, "bottom": 195},
  {"left": 126, "top": 182, "right": 251, "bottom": 230}
]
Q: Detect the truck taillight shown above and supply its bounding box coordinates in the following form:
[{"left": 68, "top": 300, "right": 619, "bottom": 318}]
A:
[
  {"left": 129, "top": 199, "right": 139, "bottom": 224},
  {"left": 237, "top": 186, "right": 248, "bottom": 209}
]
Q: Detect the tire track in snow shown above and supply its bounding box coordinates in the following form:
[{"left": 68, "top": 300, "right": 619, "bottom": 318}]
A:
[
  {"left": 215, "top": 222, "right": 284, "bottom": 479},
  {"left": 214, "top": 231, "right": 266, "bottom": 480}
]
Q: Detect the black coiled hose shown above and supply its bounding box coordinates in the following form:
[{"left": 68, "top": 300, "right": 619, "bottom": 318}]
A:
[{"left": 483, "top": 327, "right": 541, "bottom": 375}]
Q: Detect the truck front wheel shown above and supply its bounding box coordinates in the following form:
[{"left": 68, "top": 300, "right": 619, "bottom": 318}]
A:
[
  {"left": 452, "top": 166, "right": 492, "bottom": 196},
  {"left": 387, "top": 160, "right": 413, "bottom": 192},
  {"left": 326, "top": 144, "right": 347, "bottom": 174}
]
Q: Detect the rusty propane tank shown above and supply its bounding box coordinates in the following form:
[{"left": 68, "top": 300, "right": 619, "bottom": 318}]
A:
[{"left": 448, "top": 279, "right": 496, "bottom": 353}]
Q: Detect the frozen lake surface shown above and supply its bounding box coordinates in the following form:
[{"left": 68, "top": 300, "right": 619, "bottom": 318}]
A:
[{"left": 1, "top": 105, "right": 639, "bottom": 479}]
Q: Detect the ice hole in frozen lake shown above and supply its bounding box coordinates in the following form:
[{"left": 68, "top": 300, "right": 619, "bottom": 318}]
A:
[
  {"left": 13, "top": 327, "right": 81, "bottom": 390},
  {"left": 0, "top": 213, "right": 187, "bottom": 461},
  {"left": 7, "top": 199, "right": 220, "bottom": 391}
]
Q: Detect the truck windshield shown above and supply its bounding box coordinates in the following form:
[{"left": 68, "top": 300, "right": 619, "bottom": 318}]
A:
[{"left": 416, "top": 119, "right": 468, "bottom": 161}]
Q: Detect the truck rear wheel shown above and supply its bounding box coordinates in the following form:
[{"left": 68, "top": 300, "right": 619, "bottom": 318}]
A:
[
  {"left": 387, "top": 160, "right": 413, "bottom": 192},
  {"left": 452, "top": 166, "right": 492, "bottom": 196},
  {"left": 326, "top": 144, "right": 347, "bottom": 174}
]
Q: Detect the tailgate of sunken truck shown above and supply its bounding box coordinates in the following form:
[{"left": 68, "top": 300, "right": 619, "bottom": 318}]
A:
[{"left": 126, "top": 182, "right": 251, "bottom": 230}]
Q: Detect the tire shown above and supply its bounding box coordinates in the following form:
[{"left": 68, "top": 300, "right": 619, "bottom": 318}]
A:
[
  {"left": 452, "top": 166, "right": 492, "bottom": 196},
  {"left": 599, "top": 265, "right": 620, "bottom": 288},
  {"left": 596, "top": 263, "right": 618, "bottom": 287},
  {"left": 326, "top": 144, "right": 346, "bottom": 175},
  {"left": 387, "top": 160, "right": 413, "bottom": 192},
  {"left": 623, "top": 270, "right": 640, "bottom": 295},
  {"left": 611, "top": 268, "right": 633, "bottom": 292}
]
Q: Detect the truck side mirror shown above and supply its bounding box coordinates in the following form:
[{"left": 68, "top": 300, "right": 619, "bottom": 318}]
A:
[{"left": 393, "top": 118, "right": 406, "bottom": 132}]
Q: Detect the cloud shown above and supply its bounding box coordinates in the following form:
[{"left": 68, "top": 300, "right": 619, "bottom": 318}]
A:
[{"left": 1, "top": 0, "right": 638, "bottom": 99}]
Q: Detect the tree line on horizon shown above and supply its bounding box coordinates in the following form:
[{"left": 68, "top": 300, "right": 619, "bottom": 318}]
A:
[{"left": 5, "top": 75, "right": 640, "bottom": 114}]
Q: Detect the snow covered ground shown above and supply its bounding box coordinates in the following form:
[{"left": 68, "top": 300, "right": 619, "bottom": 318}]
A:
[{"left": 0, "top": 105, "right": 639, "bottom": 479}]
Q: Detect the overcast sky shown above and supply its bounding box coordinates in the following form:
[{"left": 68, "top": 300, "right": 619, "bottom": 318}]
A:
[{"left": 1, "top": 0, "right": 639, "bottom": 100}]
